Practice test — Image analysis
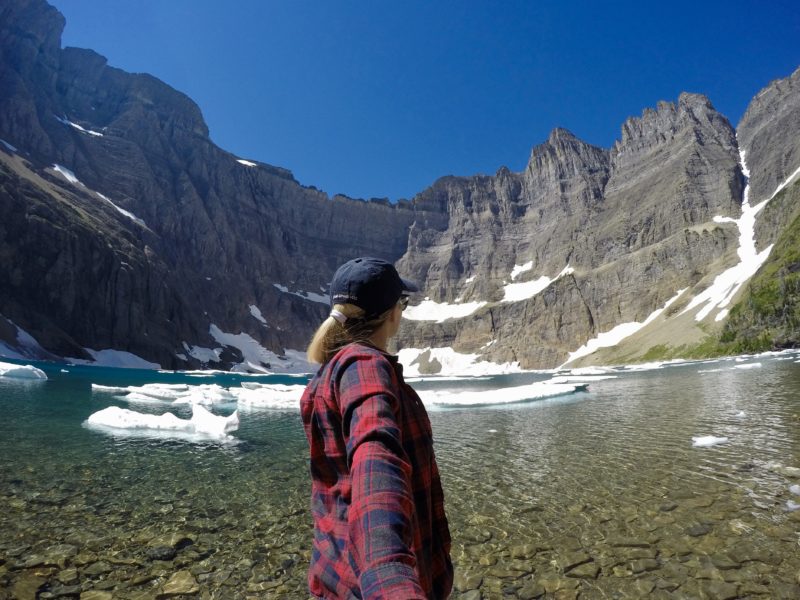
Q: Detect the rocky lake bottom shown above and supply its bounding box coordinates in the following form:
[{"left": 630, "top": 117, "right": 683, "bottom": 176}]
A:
[{"left": 1, "top": 353, "right": 800, "bottom": 599}]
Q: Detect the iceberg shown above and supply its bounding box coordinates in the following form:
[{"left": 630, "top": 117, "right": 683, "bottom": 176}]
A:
[
  {"left": 692, "top": 436, "right": 729, "bottom": 447},
  {"left": 417, "top": 381, "right": 586, "bottom": 408},
  {"left": 234, "top": 383, "right": 306, "bottom": 410},
  {"left": 86, "top": 405, "right": 239, "bottom": 440},
  {"left": 0, "top": 360, "right": 47, "bottom": 380}
]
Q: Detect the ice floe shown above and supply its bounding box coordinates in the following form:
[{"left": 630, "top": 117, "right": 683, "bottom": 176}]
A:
[
  {"left": 55, "top": 115, "right": 104, "bottom": 137},
  {"left": 273, "top": 284, "right": 328, "bottom": 305},
  {"left": 398, "top": 346, "right": 520, "bottom": 377},
  {"left": 561, "top": 288, "right": 686, "bottom": 367},
  {"left": 692, "top": 436, "right": 729, "bottom": 447},
  {"left": 234, "top": 383, "right": 305, "bottom": 410},
  {"left": 417, "top": 381, "right": 586, "bottom": 408},
  {"left": 790, "top": 484, "right": 800, "bottom": 496},
  {"left": 85, "top": 405, "right": 239, "bottom": 440},
  {"left": 502, "top": 265, "right": 574, "bottom": 303},
  {"left": 0, "top": 360, "right": 47, "bottom": 380},
  {"left": 403, "top": 298, "right": 487, "bottom": 322}
]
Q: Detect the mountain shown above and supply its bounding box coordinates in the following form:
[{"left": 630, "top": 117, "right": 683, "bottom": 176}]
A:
[{"left": 1, "top": 0, "right": 798, "bottom": 373}]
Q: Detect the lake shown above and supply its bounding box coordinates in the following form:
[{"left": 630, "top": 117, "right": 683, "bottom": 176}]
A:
[{"left": 1, "top": 352, "right": 799, "bottom": 599}]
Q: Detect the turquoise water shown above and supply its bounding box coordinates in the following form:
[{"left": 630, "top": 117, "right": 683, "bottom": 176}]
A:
[{"left": 1, "top": 354, "right": 800, "bottom": 598}]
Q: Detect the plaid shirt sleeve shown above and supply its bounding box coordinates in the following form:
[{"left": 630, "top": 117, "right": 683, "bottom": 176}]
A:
[{"left": 337, "top": 353, "right": 427, "bottom": 600}]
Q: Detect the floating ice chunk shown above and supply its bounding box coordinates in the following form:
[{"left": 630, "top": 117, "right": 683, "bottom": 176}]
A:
[
  {"left": 86, "top": 405, "right": 238, "bottom": 440},
  {"left": 249, "top": 304, "right": 268, "bottom": 325},
  {"left": 1, "top": 138, "right": 17, "bottom": 152},
  {"left": 417, "top": 381, "right": 586, "bottom": 408},
  {"left": 786, "top": 500, "right": 800, "bottom": 512},
  {"left": 237, "top": 159, "right": 257, "bottom": 167},
  {"left": 273, "top": 284, "right": 328, "bottom": 305},
  {"left": 789, "top": 484, "right": 800, "bottom": 496},
  {"left": 173, "top": 384, "right": 237, "bottom": 406},
  {"left": 692, "top": 436, "right": 729, "bottom": 447},
  {"left": 0, "top": 360, "right": 47, "bottom": 380},
  {"left": 233, "top": 383, "right": 305, "bottom": 410},
  {"left": 403, "top": 299, "right": 487, "bottom": 322},
  {"left": 735, "top": 411, "right": 746, "bottom": 418}
]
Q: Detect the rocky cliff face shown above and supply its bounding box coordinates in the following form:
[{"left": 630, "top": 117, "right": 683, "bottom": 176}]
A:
[{"left": 1, "top": 0, "right": 798, "bottom": 372}]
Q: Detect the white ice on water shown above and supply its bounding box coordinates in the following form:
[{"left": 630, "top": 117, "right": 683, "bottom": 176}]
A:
[
  {"left": 790, "top": 484, "right": 800, "bottom": 496},
  {"left": 0, "top": 360, "right": 47, "bottom": 380},
  {"left": 273, "top": 284, "right": 328, "bottom": 305},
  {"left": 692, "top": 436, "right": 729, "bottom": 447},
  {"left": 86, "top": 405, "right": 239, "bottom": 440},
  {"left": 561, "top": 288, "right": 687, "bottom": 367},
  {"left": 417, "top": 381, "right": 585, "bottom": 408}
]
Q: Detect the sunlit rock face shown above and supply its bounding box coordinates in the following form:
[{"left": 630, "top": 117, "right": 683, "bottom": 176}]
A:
[{"left": 1, "top": 0, "right": 798, "bottom": 372}]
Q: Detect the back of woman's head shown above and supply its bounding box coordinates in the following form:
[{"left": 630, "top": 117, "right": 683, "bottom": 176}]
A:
[{"left": 306, "top": 303, "right": 393, "bottom": 364}]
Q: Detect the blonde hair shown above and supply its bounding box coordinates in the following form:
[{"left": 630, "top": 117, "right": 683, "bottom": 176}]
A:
[{"left": 306, "top": 303, "right": 394, "bottom": 364}]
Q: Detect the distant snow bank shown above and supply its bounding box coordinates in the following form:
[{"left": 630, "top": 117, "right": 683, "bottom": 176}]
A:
[
  {"left": 96, "top": 192, "right": 146, "bottom": 227},
  {"left": 1, "top": 138, "right": 18, "bottom": 152},
  {"left": 54, "top": 115, "right": 104, "bottom": 137},
  {"left": 0, "top": 360, "right": 47, "bottom": 380},
  {"left": 561, "top": 288, "right": 687, "bottom": 367},
  {"left": 397, "top": 346, "right": 521, "bottom": 377},
  {"left": 273, "top": 284, "right": 328, "bottom": 305},
  {"left": 69, "top": 349, "right": 161, "bottom": 370},
  {"left": 237, "top": 159, "right": 257, "bottom": 167},
  {"left": 502, "top": 265, "right": 574, "bottom": 303},
  {"left": 403, "top": 299, "right": 487, "bottom": 322}
]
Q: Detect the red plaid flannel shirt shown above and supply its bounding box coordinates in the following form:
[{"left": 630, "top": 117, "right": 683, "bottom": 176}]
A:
[{"left": 300, "top": 343, "right": 453, "bottom": 599}]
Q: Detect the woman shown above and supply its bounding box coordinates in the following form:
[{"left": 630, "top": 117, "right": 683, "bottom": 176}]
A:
[{"left": 301, "top": 257, "right": 453, "bottom": 599}]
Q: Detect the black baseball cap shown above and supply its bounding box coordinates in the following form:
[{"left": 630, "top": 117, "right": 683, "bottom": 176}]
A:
[{"left": 330, "top": 257, "right": 418, "bottom": 318}]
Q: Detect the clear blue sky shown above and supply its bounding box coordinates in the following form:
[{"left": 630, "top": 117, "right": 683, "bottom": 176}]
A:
[{"left": 51, "top": 0, "right": 800, "bottom": 201}]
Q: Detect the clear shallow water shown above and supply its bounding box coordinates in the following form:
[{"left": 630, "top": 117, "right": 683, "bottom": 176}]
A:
[{"left": 1, "top": 355, "right": 800, "bottom": 599}]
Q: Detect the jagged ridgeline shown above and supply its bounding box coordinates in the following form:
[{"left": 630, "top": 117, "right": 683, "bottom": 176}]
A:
[{"left": 1, "top": 0, "right": 799, "bottom": 372}]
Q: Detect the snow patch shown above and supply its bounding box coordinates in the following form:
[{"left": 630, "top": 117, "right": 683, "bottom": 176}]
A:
[
  {"left": 502, "top": 265, "right": 574, "bottom": 303},
  {"left": 398, "top": 346, "right": 520, "bottom": 377},
  {"left": 209, "top": 324, "right": 311, "bottom": 374},
  {"left": 1, "top": 139, "right": 17, "bottom": 152},
  {"left": 52, "top": 164, "right": 83, "bottom": 186},
  {"left": 561, "top": 288, "right": 686, "bottom": 367},
  {"left": 464, "top": 275, "right": 476, "bottom": 284},
  {"left": 69, "top": 349, "right": 160, "bottom": 370},
  {"left": 0, "top": 360, "right": 47, "bottom": 380},
  {"left": 682, "top": 150, "right": 800, "bottom": 322},
  {"left": 249, "top": 304, "right": 268, "bottom": 325},
  {"left": 273, "top": 284, "right": 328, "bottom": 305},
  {"left": 55, "top": 115, "right": 104, "bottom": 137},
  {"left": 510, "top": 261, "right": 534, "bottom": 280},
  {"left": 0, "top": 320, "right": 49, "bottom": 360},
  {"left": 96, "top": 192, "right": 146, "bottom": 227},
  {"left": 237, "top": 159, "right": 257, "bottom": 167},
  {"left": 403, "top": 299, "right": 487, "bottom": 322}
]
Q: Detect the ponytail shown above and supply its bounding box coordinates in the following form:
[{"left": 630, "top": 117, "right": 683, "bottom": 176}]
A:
[{"left": 306, "top": 303, "right": 393, "bottom": 364}]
